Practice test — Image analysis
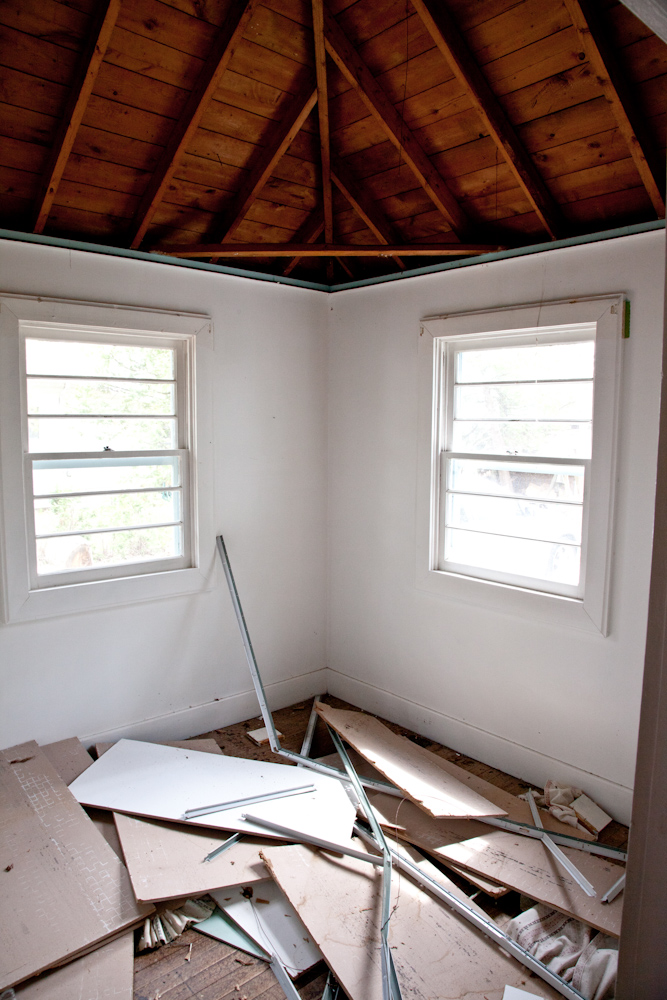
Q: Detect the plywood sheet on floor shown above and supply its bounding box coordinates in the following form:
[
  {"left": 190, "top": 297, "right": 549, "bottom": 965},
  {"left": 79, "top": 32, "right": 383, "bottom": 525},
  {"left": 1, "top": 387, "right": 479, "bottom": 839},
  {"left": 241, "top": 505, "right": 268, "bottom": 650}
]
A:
[
  {"left": 15, "top": 932, "right": 134, "bottom": 999},
  {"left": 40, "top": 737, "right": 94, "bottom": 784},
  {"left": 262, "top": 839, "right": 561, "bottom": 1000},
  {"left": 114, "top": 813, "right": 272, "bottom": 902},
  {"left": 0, "top": 741, "right": 152, "bottom": 990},
  {"left": 370, "top": 791, "right": 624, "bottom": 936},
  {"left": 315, "top": 703, "right": 507, "bottom": 819},
  {"left": 70, "top": 739, "right": 356, "bottom": 844}
]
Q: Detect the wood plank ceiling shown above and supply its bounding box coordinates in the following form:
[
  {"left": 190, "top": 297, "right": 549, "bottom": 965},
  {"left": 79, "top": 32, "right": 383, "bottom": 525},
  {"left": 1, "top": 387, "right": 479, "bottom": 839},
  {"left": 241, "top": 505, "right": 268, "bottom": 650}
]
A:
[{"left": 0, "top": 0, "right": 665, "bottom": 284}]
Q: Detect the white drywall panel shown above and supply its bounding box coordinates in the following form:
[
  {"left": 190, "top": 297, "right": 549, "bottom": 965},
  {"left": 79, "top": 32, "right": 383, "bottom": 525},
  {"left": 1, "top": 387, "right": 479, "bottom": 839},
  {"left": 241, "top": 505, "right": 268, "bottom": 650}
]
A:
[
  {"left": 0, "top": 240, "right": 328, "bottom": 746},
  {"left": 70, "top": 738, "right": 355, "bottom": 844},
  {"left": 326, "top": 232, "right": 665, "bottom": 824}
]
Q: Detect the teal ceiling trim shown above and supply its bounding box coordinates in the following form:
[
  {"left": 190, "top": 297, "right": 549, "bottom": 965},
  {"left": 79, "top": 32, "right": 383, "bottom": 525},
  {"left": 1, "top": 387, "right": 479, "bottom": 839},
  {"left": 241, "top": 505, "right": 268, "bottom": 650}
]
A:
[
  {"left": 1, "top": 220, "right": 663, "bottom": 294},
  {"left": 0, "top": 229, "right": 330, "bottom": 292},
  {"left": 328, "top": 220, "right": 666, "bottom": 292}
]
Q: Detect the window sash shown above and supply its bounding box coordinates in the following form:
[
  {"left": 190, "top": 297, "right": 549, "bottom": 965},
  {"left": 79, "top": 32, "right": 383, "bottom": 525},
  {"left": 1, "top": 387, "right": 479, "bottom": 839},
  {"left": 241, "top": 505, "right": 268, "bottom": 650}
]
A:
[
  {"left": 19, "top": 326, "right": 193, "bottom": 589},
  {"left": 436, "top": 329, "right": 596, "bottom": 599}
]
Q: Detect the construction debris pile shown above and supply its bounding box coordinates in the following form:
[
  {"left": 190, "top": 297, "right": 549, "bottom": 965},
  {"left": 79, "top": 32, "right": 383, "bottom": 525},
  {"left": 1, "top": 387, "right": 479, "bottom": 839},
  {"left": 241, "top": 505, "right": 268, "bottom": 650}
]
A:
[
  {"left": 0, "top": 699, "right": 625, "bottom": 1000},
  {"left": 0, "top": 540, "right": 626, "bottom": 999}
]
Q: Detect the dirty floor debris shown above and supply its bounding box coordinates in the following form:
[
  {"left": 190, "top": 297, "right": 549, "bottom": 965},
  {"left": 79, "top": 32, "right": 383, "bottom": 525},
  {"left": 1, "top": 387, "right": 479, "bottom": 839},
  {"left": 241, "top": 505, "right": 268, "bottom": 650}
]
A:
[{"left": 0, "top": 697, "right": 628, "bottom": 1000}]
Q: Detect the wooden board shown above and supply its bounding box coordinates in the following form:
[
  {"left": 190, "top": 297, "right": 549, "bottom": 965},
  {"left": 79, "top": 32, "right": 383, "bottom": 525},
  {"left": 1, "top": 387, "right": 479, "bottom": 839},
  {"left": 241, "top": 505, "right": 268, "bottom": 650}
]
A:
[
  {"left": 369, "top": 791, "right": 625, "bottom": 937},
  {"left": 14, "top": 933, "right": 134, "bottom": 999},
  {"left": 317, "top": 748, "right": 510, "bottom": 897},
  {"left": 261, "top": 839, "right": 562, "bottom": 1000},
  {"left": 40, "top": 736, "right": 94, "bottom": 784},
  {"left": 0, "top": 741, "right": 152, "bottom": 991},
  {"left": 114, "top": 814, "right": 273, "bottom": 902},
  {"left": 69, "top": 738, "right": 356, "bottom": 844},
  {"left": 315, "top": 703, "right": 507, "bottom": 819}
]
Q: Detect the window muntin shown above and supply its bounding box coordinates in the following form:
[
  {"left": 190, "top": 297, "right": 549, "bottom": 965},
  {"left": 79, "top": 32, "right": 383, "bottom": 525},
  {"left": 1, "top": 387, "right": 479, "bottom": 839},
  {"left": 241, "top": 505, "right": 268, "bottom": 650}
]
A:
[
  {"left": 438, "top": 328, "right": 596, "bottom": 598},
  {"left": 22, "top": 330, "right": 191, "bottom": 586}
]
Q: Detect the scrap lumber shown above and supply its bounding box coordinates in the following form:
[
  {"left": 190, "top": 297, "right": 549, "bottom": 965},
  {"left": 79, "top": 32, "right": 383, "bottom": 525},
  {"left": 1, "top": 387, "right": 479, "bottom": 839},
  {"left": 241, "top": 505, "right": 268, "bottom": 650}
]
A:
[
  {"left": 0, "top": 741, "right": 152, "bottom": 991},
  {"left": 113, "top": 815, "right": 273, "bottom": 902},
  {"left": 14, "top": 932, "right": 134, "bottom": 999},
  {"left": 369, "top": 790, "right": 624, "bottom": 937},
  {"left": 261, "top": 839, "right": 561, "bottom": 1000},
  {"left": 69, "top": 739, "right": 356, "bottom": 844},
  {"left": 315, "top": 703, "right": 507, "bottom": 819},
  {"left": 40, "top": 736, "right": 94, "bottom": 784},
  {"left": 317, "top": 749, "right": 509, "bottom": 896}
]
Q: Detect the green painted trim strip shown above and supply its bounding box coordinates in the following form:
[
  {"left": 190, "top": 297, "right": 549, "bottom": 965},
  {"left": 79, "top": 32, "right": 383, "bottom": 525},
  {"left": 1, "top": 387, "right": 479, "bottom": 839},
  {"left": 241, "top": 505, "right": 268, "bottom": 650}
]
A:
[
  {"left": 329, "top": 220, "right": 666, "bottom": 292},
  {"left": 0, "top": 229, "right": 330, "bottom": 292},
  {"left": 0, "top": 221, "right": 663, "bottom": 295},
  {"left": 623, "top": 298, "right": 632, "bottom": 338}
]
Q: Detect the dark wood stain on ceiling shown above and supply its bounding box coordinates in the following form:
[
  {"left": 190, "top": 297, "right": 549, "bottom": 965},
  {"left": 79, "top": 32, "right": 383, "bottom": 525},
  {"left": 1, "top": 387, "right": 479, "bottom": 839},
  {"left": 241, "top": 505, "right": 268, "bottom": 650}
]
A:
[{"left": 0, "top": 0, "right": 664, "bottom": 282}]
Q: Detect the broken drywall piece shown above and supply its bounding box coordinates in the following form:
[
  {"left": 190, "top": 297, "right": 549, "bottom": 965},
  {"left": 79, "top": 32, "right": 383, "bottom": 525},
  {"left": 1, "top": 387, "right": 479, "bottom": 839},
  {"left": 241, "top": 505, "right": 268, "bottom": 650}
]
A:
[
  {"left": 40, "top": 737, "right": 94, "bottom": 784},
  {"left": 572, "top": 794, "right": 612, "bottom": 836},
  {"left": 246, "top": 727, "right": 283, "bottom": 746},
  {"left": 14, "top": 933, "right": 134, "bottom": 999},
  {"left": 261, "top": 839, "right": 561, "bottom": 1000},
  {"left": 503, "top": 988, "right": 544, "bottom": 1000},
  {"left": 113, "top": 813, "right": 273, "bottom": 902},
  {"left": 315, "top": 703, "right": 507, "bottom": 819},
  {"left": 369, "top": 790, "right": 624, "bottom": 937},
  {"left": 210, "top": 880, "right": 322, "bottom": 977},
  {"left": 69, "top": 739, "right": 355, "bottom": 845},
  {"left": 0, "top": 741, "right": 152, "bottom": 991},
  {"left": 195, "top": 908, "right": 270, "bottom": 960}
]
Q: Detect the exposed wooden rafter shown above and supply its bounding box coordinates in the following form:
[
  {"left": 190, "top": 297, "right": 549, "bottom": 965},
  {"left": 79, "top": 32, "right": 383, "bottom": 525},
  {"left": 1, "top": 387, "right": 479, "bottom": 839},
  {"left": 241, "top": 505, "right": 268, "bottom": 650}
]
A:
[
  {"left": 284, "top": 209, "right": 325, "bottom": 276},
  {"left": 312, "top": 0, "right": 333, "bottom": 244},
  {"left": 411, "top": 0, "right": 564, "bottom": 239},
  {"left": 129, "top": 0, "right": 258, "bottom": 250},
  {"left": 32, "top": 0, "right": 121, "bottom": 234},
  {"left": 208, "top": 82, "right": 318, "bottom": 262},
  {"left": 157, "top": 243, "right": 502, "bottom": 257},
  {"left": 322, "top": 6, "right": 469, "bottom": 238},
  {"left": 563, "top": 0, "right": 665, "bottom": 216},
  {"left": 331, "top": 156, "right": 406, "bottom": 269}
]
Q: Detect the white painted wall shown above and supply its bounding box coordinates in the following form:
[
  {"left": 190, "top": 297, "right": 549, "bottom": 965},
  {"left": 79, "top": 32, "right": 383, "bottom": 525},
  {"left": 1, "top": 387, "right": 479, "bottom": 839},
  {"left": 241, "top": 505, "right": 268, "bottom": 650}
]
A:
[
  {"left": 0, "top": 240, "right": 329, "bottom": 747},
  {"left": 326, "top": 231, "right": 665, "bottom": 823}
]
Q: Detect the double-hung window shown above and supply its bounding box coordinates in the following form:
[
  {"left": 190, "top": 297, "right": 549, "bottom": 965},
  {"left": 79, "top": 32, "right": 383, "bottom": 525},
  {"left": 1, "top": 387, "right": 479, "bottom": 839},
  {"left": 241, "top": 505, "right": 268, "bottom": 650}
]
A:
[
  {"left": 25, "top": 330, "right": 190, "bottom": 586},
  {"left": 418, "top": 297, "right": 624, "bottom": 635},
  {"left": 0, "top": 296, "right": 214, "bottom": 623}
]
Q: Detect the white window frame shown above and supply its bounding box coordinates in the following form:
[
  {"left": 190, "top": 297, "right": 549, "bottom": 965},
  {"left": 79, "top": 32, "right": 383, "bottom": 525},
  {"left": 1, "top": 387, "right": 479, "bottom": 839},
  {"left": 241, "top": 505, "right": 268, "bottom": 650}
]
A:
[
  {"left": 416, "top": 296, "right": 624, "bottom": 636},
  {"left": 0, "top": 295, "right": 215, "bottom": 623}
]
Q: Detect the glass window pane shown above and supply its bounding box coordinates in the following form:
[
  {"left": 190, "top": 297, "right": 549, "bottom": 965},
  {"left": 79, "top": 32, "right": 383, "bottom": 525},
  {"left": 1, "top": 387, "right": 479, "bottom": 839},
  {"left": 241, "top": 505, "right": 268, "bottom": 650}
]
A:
[
  {"left": 36, "top": 525, "right": 181, "bottom": 575},
  {"left": 33, "top": 457, "right": 179, "bottom": 495},
  {"left": 445, "top": 527, "right": 581, "bottom": 586},
  {"left": 446, "top": 492, "right": 583, "bottom": 544},
  {"left": 26, "top": 339, "right": 174, "bottom": 380},
  {"left": 454, "top": 382, "right": 593, "bottom": 421},
  {"left": 34, "top": 490, "right": 181, "bottom": 536},
  {"left": 27, "top": 378, "right": 175, "bottom": 415},
  {"left": 452, "top": 420, "right": 592, "bottom": 459},
  {"left": 28, "top": 417, "right": 176, "bottom": 452},
  {"left": 457, "top": 340, "right": 594, "bottom": 383},
  {"left": 449, "top": 459, "right": 585, "bottom": 503}
]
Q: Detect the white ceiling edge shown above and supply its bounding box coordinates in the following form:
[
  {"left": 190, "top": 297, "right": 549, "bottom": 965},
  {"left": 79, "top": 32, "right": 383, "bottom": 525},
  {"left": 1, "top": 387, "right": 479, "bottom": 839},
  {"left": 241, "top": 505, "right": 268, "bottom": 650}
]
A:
[{"left": 621, "top": 0, "right": 667, "bottom": 43}]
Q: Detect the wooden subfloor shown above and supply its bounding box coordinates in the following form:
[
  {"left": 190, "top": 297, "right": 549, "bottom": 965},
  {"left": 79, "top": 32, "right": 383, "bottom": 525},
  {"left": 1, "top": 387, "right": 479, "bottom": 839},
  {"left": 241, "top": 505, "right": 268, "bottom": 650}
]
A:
[{"left": 134, "top": 695, "right": 628, "bottom": 999}]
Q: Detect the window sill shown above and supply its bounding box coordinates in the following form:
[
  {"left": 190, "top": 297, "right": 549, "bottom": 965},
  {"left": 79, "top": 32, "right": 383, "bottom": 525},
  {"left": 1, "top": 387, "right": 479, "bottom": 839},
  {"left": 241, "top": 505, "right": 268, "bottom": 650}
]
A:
[
  {"left": 3, "top": 562, "right": 217, "bottom": 624},
  {"left": 415, "top": 564, "right": 605, "bottom": 635}
]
